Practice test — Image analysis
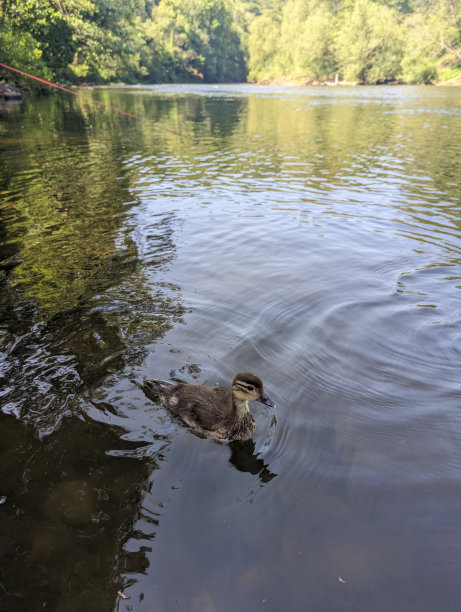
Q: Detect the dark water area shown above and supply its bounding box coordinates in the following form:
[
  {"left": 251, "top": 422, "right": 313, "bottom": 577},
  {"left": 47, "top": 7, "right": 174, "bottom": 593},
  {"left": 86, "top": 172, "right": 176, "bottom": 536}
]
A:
[{"left": 1, "top": 84, "right": 461, "bottom": 611}]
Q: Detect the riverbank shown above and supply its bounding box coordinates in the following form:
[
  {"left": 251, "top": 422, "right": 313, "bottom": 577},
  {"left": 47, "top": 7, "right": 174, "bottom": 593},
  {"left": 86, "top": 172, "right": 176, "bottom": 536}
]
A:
[
  {"left": 2, "top": 75, "right": 460, "bottom": 101},
  {"left": 439, "top": 74, "right": 461, "bottom": 85},
  {"left": 258, "top": 75, "right": 461, "bottom": 86},
  {"left": 258, "top": 76, "right": 358, "bottom": 86}
]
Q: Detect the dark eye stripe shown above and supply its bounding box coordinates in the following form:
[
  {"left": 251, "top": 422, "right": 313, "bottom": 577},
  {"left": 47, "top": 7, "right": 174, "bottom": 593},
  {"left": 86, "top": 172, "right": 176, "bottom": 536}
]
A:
[{"left": 235, "top": 383, "right": 256, "bottom": 392}]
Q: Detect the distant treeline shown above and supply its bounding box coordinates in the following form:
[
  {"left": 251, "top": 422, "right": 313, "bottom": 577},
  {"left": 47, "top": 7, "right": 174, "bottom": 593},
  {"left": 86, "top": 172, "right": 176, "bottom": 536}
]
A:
[{"left": 1, "top": 0, "right": 460, "bottom": 86}]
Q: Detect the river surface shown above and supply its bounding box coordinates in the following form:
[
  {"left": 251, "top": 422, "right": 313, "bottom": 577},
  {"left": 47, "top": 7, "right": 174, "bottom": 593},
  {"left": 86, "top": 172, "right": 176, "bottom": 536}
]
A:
[{"left": 1, "top": 84, "right": 461, "bottom": 611}]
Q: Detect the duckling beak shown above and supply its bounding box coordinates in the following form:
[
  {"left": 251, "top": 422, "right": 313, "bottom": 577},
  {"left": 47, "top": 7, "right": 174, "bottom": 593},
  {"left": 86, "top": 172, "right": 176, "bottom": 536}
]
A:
[{"left": 259, "top": 393, "right": 276, "bottom": 408}]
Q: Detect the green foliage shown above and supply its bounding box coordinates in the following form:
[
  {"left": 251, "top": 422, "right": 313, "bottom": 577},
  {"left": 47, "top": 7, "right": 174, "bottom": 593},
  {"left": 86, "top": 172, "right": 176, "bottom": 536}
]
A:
[
  {"left": 4, "top": 1, "right": 75, "bottom": 78},
  {"left": 400, "top": 14, "right": 438, "bottom": 82},
  {"left": 64, "top": 0, "right": 152, "bottom": 82},
  {"left": 1, "top": 0, "right": 245, "bottom": 84},
  {"left": 150, "top": 0, "right": 246, "bottom": 82},
  {"left": 1, "top": 0, "right": 461, "bottom": 85},
  {"left": 0, "top": 14, "right": 53, "bottom": 85},
  {"left": 278, "top": 1, "right": 338, "bottom": 80},
  {"left": 247, "top": 11, "right": 281, "bottom": 81},
  {"left": 336, "top": 0, "right": 404, "bottom": 83},
  {"left": 400, "top": 0, "right": 461, "bottom": 83}
]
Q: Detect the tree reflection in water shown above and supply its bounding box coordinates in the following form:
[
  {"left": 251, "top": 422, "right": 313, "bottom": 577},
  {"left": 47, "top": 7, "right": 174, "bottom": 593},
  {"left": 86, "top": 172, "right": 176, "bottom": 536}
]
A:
[
  {"left": 0, "top": 94, "right": 184, "bottom": 611},
  {"left": 0, "top": 91, "right": 276, "bottom": 612}
]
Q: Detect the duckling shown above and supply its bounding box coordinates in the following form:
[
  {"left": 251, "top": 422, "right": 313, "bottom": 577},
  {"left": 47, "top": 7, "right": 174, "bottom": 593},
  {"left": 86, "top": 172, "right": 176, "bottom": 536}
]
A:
[{"left": 142, "top": 372, "right": 275, "bottom": 441}]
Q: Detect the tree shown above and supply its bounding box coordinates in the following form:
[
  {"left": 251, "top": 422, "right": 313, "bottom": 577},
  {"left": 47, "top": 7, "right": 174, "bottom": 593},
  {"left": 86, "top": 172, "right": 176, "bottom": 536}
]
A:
[
  {"left": 335, "top": 0, "right": 404, "bottom": 83},
  {"left": 2, "top": 0, "right": 460, "bottom": 86},
  {"left": 401, "top": 0, "right": 461, "bottom": 82},
  {"left": 0, "top": 1, "right": 68, "bottom": 84},
  {"left": 66, "top": 0, "right": 151, "bottom": 82},
  {"left": 150, "top": 0, "right": 246, "bottom": 82},
  {"left": 401, "top": 13, "right": 438, "bottom": 82},
  {"left": 247, "top": 11, "right": 281, "bottom": 81},
  {"left": 278, "top": 0, "right": 337, "bottom": 80}
]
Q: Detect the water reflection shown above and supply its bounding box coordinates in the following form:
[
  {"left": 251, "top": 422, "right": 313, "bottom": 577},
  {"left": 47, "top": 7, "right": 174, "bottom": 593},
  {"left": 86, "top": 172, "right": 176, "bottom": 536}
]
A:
[
  {"left": 0, "top": 94, "right": 184, "bottom": 610},
  {"left": 229, "top": 440, "right": 277, "bottom": 483},
  {"left": 1, "top": 85, "right": 461, "bottom": 612},
  {"left": 0, "top": 414, "right": 153, "bottom": 611}
]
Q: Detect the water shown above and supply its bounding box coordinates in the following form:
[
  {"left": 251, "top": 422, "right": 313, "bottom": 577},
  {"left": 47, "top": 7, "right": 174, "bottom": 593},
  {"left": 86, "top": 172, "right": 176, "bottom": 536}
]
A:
[{"left": 1, "top": 84, "right": 461, "bottom": 611}]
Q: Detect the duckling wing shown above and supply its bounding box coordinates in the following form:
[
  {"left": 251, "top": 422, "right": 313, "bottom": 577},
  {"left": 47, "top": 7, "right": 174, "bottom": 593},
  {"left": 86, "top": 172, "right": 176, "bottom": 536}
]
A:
[{"left": 172, "top": 385, "right": 232, "bottom": 433}]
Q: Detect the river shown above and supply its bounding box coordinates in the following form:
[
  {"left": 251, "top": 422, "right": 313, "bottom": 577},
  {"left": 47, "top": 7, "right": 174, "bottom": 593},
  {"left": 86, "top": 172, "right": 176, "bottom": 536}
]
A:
[{"left": 1, "top": 84, "right": 461, "bottom": 611}]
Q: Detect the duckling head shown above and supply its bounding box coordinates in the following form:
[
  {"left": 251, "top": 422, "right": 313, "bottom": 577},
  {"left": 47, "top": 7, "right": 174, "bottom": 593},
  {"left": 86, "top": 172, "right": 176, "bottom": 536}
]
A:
[{"left": 232, "top": 373, "right": 276, "bottom": 408}]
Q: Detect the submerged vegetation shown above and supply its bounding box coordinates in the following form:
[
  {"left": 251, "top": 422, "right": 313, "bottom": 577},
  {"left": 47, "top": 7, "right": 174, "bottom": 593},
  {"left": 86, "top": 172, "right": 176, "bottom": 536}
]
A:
[{"left": 1, "top": 0, "right": 461, "bottom": 85}]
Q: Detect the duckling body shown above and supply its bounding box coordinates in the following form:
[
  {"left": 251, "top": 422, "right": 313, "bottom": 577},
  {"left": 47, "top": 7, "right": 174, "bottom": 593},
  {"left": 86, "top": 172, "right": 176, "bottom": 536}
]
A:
[{"left": 142, "top": 372, "right": 275, "bottom": 441}]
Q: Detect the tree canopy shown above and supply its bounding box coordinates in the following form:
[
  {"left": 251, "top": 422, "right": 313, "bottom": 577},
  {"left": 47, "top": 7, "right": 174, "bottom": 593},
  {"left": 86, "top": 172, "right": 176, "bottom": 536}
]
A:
[{"left": 1, "top": 0, "right": 460, "bottom": 86}]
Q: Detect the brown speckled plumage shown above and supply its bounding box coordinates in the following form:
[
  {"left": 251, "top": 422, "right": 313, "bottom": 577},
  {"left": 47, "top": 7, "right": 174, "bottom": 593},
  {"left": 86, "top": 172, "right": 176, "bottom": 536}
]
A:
[{"left": 142, "top": 372, "right": 275, "bottom": 441}]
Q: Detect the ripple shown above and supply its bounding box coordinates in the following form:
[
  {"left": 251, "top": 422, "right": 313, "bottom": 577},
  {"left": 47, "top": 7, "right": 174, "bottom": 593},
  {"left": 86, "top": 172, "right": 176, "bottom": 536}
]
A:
[{"left": 3, "top": 84, "right": 461, "bottom": 612}]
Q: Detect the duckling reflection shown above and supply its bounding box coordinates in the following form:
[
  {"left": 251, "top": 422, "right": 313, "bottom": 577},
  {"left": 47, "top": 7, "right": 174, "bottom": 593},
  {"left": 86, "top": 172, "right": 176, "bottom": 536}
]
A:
[
  {"left": 142, "top": 372, "right": 275, "bottom": 441},
  {"left": 228, "top": 439, "right": 277, "bottom": 483}
]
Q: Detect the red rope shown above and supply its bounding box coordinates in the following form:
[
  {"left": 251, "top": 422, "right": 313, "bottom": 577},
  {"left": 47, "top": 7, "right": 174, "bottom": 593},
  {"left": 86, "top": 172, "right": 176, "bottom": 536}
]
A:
[{"left": 0, "top": 61, "right": 196, "bottom": 141}]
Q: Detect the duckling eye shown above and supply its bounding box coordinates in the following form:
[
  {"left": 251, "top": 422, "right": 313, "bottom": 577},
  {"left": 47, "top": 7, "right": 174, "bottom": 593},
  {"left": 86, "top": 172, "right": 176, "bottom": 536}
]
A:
[{"left": 247, "top": 385, "right": 254, "bottom": 391}]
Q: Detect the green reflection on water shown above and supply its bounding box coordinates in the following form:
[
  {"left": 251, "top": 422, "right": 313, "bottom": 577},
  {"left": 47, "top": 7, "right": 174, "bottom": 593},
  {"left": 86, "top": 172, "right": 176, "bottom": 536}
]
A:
[
  {"left": 0, "top": 85, "right": 460, "bottom": 612},
  {"left": 1, "top": 92, "right": 186, "bottom": 611}
]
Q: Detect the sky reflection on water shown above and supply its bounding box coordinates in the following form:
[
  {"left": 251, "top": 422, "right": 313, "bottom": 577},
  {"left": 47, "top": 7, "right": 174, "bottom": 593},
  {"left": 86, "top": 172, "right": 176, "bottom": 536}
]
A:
[{"left": 1, "top": 85, "right": 461, "bottom": 611}]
